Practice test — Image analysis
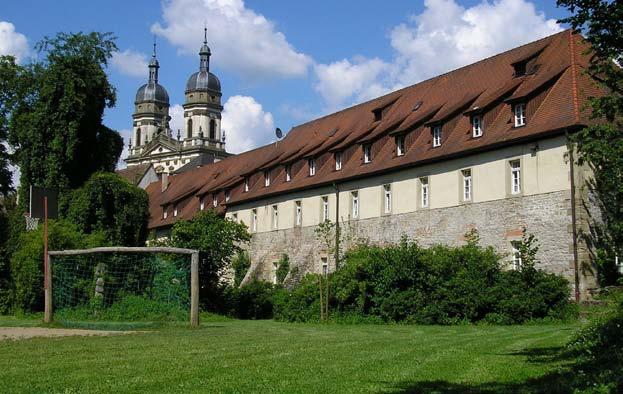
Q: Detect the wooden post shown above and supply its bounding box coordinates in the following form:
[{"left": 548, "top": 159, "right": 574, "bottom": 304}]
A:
[
  {"left": 43, "top": 197, "right": 52, "bottom": 323},
  {"left": 190, "top": 252, "right": 199, "bottom": 327}
]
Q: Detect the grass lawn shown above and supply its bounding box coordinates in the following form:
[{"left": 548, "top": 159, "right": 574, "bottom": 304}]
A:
[{"left": 0, "top": 317, "right": 579, "bottom": 393}]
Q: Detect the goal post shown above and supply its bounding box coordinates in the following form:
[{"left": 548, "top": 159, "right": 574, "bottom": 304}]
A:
[{"left": 45, "top": 247, "right": 200, "bottom": 328}]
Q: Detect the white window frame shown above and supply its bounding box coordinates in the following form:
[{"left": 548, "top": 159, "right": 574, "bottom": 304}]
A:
[
  {"left": 272, "top": 205, "right": 278, "bottom": 229},
  {"left": 396, "top": 135, "right": 405, "bottom": 156},
  {"left": 462, "top": 169, "right": 472, "bottom": 201},
  {"left": 295, "top": 200, "right": 302, "bottom": 226},
  {"left": 244, "top": 177, "right": 249, "bottom": 192},
  {"left": 363, "top": 144, "right": 372, "bottom": 163},
  {"left": 432, "top": 125, "right": 442, "bottom": 147},
  {"left": 173, "top": 204, "right": 178, "bottom": 217},
  {"left": 511, "top": 241, "right": 522, "bottom": 270},
  {"left": 308, "top": 158, "right": 316, "bottom": 176},
  {"left": 321, "top": 257, "right": 328, "bottom": 276},
  {"left": 212, "top": 194, "right": 218, "bottom": 207},
  {"left": 264, "top": 170, "right": 270, "bottom": 187},
  {"left": 514, "top": 103, "right": 526, "bottom": 127},
  {"left": 285, "top": 165, "right": 292, "bottom": 182},
  {"left": 351, "top": 191, "right": 359, "bottom": 219},
  {"left": 200, "top": 197, "right": 205, "bottom": 211},
  {"left": 472, "top": 115, "right": 483, "bottom": 137},
  {"left": 335, "top": 152, "right": 342, "bottom": 171},
  {"left": 322, "top": 196, "right": 329, "bottom": 222},
  {"left": 510, "top": 160, "right": 521, "bottom": 195},
  {"left": 252, "top": 209, "right": 257, "bottom": 232},
  {"left": 163, "top": 206, "right": 168, "bottom": 219},
  {"left": 225, "top": 190, "right": 231, "bottom": 202},
  {"left": 421, "top": 177, "right": 429, "bottom": 208},
  {"left": 383, "top": 184, "right": 392, "bottom": 214}
]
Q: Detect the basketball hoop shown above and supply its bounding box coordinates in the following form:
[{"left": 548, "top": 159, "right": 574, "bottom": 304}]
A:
[{"left": 24, "top": 213, "right": 39, "bottom": 231}]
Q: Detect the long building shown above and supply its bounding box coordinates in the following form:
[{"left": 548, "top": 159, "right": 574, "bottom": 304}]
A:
[{"left": 144, "top": 30, "right": 603, "bottom": 299}]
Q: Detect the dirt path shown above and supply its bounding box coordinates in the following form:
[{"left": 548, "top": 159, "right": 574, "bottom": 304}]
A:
[{"left": 0, "top": 327, "right": 136, "bottom": 340}]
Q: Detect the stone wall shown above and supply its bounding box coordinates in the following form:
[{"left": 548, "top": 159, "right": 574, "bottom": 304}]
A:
[{"left": 242, "top": 190, "right": 597, "bottom": 299}]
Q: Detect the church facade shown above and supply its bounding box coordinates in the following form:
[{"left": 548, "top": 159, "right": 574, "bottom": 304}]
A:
[
  {"left": 125, "top": 30, "right": 231, "bottom": 174},
  {"left": 144, "top": 30, "right": 602, "bottom": 299}
]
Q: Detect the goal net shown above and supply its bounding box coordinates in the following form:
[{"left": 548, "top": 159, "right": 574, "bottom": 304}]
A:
[{"left": 47, "top": 247, "right": 199, "bottom": 329}]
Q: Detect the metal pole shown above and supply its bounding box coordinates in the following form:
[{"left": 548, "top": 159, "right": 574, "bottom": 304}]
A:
[
  {"left": 190, "top": 252, "right": 200, "bottom": 327},
  {"left": 43, "top": 196, "right": 52, "bottom": 323}
]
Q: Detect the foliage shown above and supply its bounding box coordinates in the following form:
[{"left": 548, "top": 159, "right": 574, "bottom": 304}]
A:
[
  {"left": 169, "top": 210, "right": 251, "bottom": 304},
  {"left": 275, "top": 254, "right": 290, "bottom": 285},
  {"left": 556, "top": 1, "right": 623, "bottom": 285},
  {"left": 276, "top": 236, "right": 573, "bottom": 324},
  {"left": 0, "top": 196, "right": 13, "bottom": 313},
  {"left": 5, "top": 32, "right": 122, "bottom": 207},
  {"left": 230, "top": 280, "right": 275, "bottom": 320},
  {"left": 66, "top": 172, "right": 149, "bottom": 246},
  {"left": 566, "top": 290, "right": 623, "bottom": 393},
  {"left": 0, "top": 56, "right": 25, "bottom": 197},
  {"left": 231, "top": 251, "right": 251, "bottom": 287},
  {"left": 9, "top": 220, "right": 107, "bottom": 312}
]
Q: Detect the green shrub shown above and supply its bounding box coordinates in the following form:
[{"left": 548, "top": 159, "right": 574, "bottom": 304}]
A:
[
  {"left": 276, "top": 236, "right": 573, "bottom": 324},
  {"left": 275, "top": 254, "right": 290, "bottom": 285},
  {"left": 232, "top": 251, "right": 251, "bottom": 287},
  {"left": 232, "top": 280, "right": 275, "bottom": 319}
]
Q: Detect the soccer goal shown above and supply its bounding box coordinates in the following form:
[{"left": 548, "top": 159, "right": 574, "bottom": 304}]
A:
[{"left": 45, "top": 247, "right": 200, "bottom": 328}]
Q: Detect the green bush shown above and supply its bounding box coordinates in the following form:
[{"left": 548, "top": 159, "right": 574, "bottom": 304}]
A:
[
  {"left": 276, "top": 236, "right": 573, "bottom": 324},
  {"left": 232, "top": 251, "right": 251, "bottom": 287},
  {"left": 231, "top": 280, "right": 275, "bottom": 319}
]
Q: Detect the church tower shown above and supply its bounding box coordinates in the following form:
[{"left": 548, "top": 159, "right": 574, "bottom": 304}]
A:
[
  {"left": 125, "top": 34, "right": 230, "bottom": 174},
  {"left": 183, "top": 28, "right": 226, "bottom": 151}
]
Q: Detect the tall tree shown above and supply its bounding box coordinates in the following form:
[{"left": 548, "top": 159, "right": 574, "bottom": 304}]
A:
[
  {"left": 7, "top": 32, "right": 123, "bottom": 205},
  {"left": 557, "top": 1, "right": 623, "bottom": 284},
  {"left": 0, "top": 56, "right": 24, "bottom": 198}
]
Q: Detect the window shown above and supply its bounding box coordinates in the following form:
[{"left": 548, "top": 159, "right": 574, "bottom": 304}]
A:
[
  {"left": 225, "top": 190, "right": 231, "bottom": 202},
  {"left": 420, "top": 177, "right": 429, "bottom": 208},
  {"left": 383, "top": 184, "right": 392, "bottom": 214},
  {"left": 200, "top": 197, "right": 205, "bottom": 211},
  {"left": 295, "top": 200, "right": 302, "bottom": 226},
  {"left": 335, "top": 152, "right": 342, "bottom": 171},
  {"left": 187, "top": 119, "right": 193, "bottom": 139},
  {"left": 373, "top": 108, "right": 382, "bottom": 122},
  {"left": 472, "top": 115, "right": 483, "bottom": 137},
  {"left": 432, "top": 125, "right": 442, "bottom": 147},
  {"left": 209, "top": 119, "right": 216, "bottom": 140},
  {"left": 462, "top": 169, "right": 472, "bottom": 201},
  {"left": 212, "top": 194, "right": 218, "bottom": 207},
  {"left": 173, "top": 204, "right": 178, "bottom": 217},
  {"left": 510, "top": 160, "right": 521, "bottom": 194},
  {"left": 363, "top": 144, "right": 372, "bottom": 163},
  {"left": 308, "top": 158, "right": 316, "bottom": 176},
  {"left": 321, "top": 257, "right": 329, "bottom": 276},
  {"left": 163, "top": 206, "right": 168, "bottom": 219},
  {"left": 285, "top": 165, "right": 292, "bottom": 182},
  {"left": 322, "top": 196, "right": 329, "bottom": 222},
  {"left": 252, "top": 209, "right": 257, "bottom": 232},
  {"left": 244, "top": 177, "right": 249, "bottom": 192},
  {"left": 351, "top": 191, "right": 359, "bottom": 218},
  {"left": 514, "top": 103, "right": 526, "bottom": 127},
  {"left": 264, "top": 170, "right": 270, "bottom": 187},
  {"left": 272, "top": 205, "right": 278, "bottom": 229},
  {"left": 511, "top": 241, "right": 522, "bottom": 270},
  {"left": 396, "top": 135, "right": 405, "bottom": 156}
]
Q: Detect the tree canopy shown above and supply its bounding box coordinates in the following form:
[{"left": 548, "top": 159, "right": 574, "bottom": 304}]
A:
[{"left": 6, "top": 32, "right": 123, "bottom": 206}]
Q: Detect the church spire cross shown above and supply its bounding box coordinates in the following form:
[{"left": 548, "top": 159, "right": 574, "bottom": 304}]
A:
[
  {"left": 148, "top": 37, "right": 160, "bottom": 84},
  {"left": 199, "top": 27, "right": 211, "bottom": 73}
]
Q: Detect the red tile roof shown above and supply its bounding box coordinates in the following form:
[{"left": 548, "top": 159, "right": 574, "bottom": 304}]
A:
[{"left": 147, "top": 30, "right": 603, "bottom": 230}]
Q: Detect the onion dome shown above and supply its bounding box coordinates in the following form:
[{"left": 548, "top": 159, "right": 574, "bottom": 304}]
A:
[
  {"left": 135, "top": 42, "right": 170, "bottom": 104},
  {"left": 185, "top": 28, "right": 221, "bottom": 93}
]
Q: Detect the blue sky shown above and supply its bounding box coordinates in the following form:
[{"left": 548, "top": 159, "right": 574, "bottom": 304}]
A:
[{"left": 1, "top": 0, "right": 571, "bottom": 166}]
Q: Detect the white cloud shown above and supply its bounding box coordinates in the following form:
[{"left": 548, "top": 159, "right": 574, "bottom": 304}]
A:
[
  {"left": 221, "top": 95, "right": 274, "bottom": 153},
  {"left": 116, "top": 129, "right": 133, "bottom": 170},
  {"left": 152, "top": 0, "right": 312, "bottom": 80},
  {"left": 0, "top": 21, "right": 28, "bottom": 62},
  {"left": 313, "top": 0, "right": 562, "bottom": 110},
  {"left": 111, "top": 49, "right": 148, "bottom": 78},
  {"left": 168, "top": 104, "right": 185, "bottom": 138}
]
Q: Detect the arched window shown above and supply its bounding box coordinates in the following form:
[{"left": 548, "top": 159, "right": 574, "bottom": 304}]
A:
[
  {"left": 135, "top": 128, "right": 141, "bottom": 146},
  {"left": 209, "top": 119, "right": 216, "bottom": 140},
  {"left": 187, "top": 119, "right": 193, "bottom": 139}
]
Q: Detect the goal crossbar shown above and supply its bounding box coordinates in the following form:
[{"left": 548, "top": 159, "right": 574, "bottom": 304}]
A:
[{"left": 45, "top": 246, "right": 201, "bottom": 327}]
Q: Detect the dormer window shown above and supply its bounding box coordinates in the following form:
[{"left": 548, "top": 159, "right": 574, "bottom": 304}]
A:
[
  {"left": 513, "top": 61, "right": 527, "bottom": 77},
  {"left": 471, "top": 115, "right": 483, "bottom": 137},
  {"left": 308, "top": 158, "right": 316, "bottom": 176},
  {"left": 244, "top": 177, "right": 249, "bottom": 192},
  {"left": 285, "top": 165, "right": 292, "bottom": 182},
  {"left": 432, "top": 125, "right": 442, "bottom": 147},
  {"left": 225, "top": 190, "right": 231, "bottom": 202},
  {"left": 264, "top": 170, "right": 270, "bottom": 187},
  {"left": 212, "top": 194, "right": 218, "bottom": 207},
  {"left": 163, "top": 206, "right": 168, "bottom": 219},
  {"left": 200, "top": 196, "right": 205, "bottom": 211},
  {"left": 335, "top": 152, "right": 342, "bottom": 171},
  {"left": 173, "top": 204, "right": 178, "bottom": 217},
  {"left": 396, "top": 135, "right": 405, "bottom": 156},
  {"left": 373, "top": 108, "right": 382, "bottom": 122},
  {"left": 514, "top": 103, "right": 526, "bottom": 127},
  {"left": 363, "top": 144, "right": 372, "bottom": 163}
]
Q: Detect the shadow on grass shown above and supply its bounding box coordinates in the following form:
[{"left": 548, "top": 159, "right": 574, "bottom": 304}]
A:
[{"left": 382, "top": 346, "right": 575, "bottom": 393}]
